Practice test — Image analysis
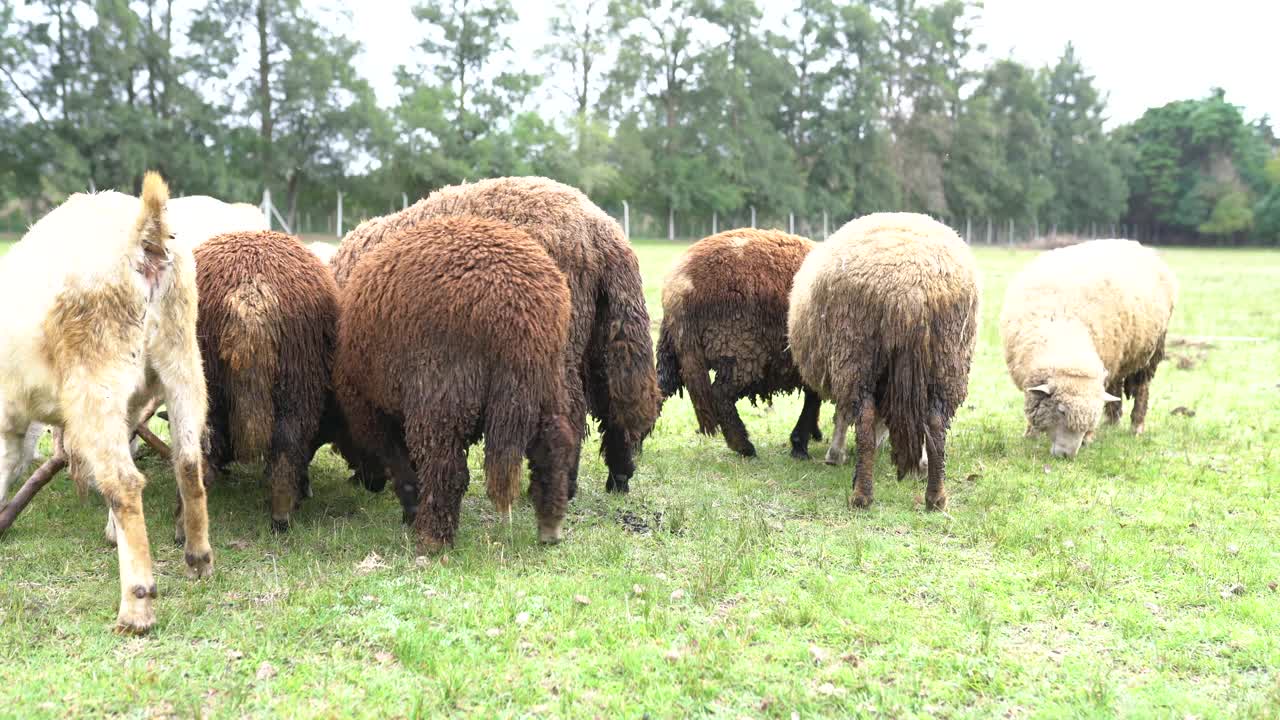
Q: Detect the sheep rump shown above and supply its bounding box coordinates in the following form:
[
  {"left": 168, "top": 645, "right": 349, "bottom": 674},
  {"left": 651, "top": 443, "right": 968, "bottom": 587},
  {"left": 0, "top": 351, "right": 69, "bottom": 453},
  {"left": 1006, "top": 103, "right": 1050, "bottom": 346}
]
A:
[
  {"left": 194, "top": 230, "right": 340, "bottom": 531},
  {"left": 657, "top": 228, "right": 821, "bottom": 458},
  {"left": 999, "top": 238, "right": 1177, "bottom": 457},
  {"left": 788, "top": 212, "right": 980, "bottom": 510},
  {"left": 334, "top": 215, "right": 574, "bottom": 550},
  {"left": 331, "top": 176, "right": 660, "bottom": 497}
]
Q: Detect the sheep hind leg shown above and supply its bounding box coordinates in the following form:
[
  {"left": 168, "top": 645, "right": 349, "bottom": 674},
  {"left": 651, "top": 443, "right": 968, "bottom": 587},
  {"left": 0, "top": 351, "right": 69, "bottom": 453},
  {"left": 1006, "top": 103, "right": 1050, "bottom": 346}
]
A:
[
  {"left": 923, "top": 405, "right": 949, "bottom": 512},
  {"left": 0, "top": 424, "right": 26, "bottom": 509},
  {"left": 265, "top": 446, "right": 305, "bottom": 534},
  {"left": 710, "top": 366, "right": 754, "bottom": 458},
  {"left": 789, "top": 389, "right": 822, "bottom": 460},
  {"left": 849, "top": 400, "right": 877, "bottom": 509},
  {"left": 601, "top": 421, "right": 634, "bottom": 494},
  {"left": 407, "top": 434, "right": 469, "bottom": 554},
  {"left": 528, "top": 415, "right": 573, "bottom": 545}
]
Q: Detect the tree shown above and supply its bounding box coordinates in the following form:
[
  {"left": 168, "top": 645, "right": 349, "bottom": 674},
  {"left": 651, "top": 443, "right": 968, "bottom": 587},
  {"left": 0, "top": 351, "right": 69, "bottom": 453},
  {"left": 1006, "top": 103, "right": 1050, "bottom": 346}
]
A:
[
  {"left": 1039, "top": 43, "right": 1128, "bottom": 228},
  {"left": 191, "top": 0, "right": 385, "bottom": 226}
]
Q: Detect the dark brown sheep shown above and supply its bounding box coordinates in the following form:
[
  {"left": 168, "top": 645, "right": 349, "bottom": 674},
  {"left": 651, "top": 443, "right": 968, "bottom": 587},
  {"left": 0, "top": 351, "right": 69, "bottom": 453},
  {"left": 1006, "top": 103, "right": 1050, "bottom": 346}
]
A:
[
  {"left": 656, "top": 229, "right": 823, "bottom": 459},
  {"left": 788, "top": 213, "right": 980, "bottom": 511},
  {"left": 194, "top": 230, "right": 339, "bottom": 532},
  {"left": 334, "top": 215, "right": 575, "bottom": 550},
  {"left": 331, "top": 177, "right": 659, "bottom": 498}
]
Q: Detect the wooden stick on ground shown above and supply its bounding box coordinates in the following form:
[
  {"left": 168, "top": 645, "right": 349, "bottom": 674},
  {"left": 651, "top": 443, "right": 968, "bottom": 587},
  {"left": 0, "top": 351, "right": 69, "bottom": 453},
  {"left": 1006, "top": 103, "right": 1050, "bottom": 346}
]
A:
[
  {"left": 0, "top": 434, "right": 68, "bottom": 536},
  {"left": 135, "top": 424, "right": 172, "bottom": 460}
]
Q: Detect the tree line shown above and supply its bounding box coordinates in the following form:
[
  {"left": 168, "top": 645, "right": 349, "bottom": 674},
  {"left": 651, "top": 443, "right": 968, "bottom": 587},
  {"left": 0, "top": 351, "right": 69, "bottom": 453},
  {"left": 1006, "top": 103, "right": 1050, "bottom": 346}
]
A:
[{"left": 2, "top": 0, "right": 1277, "bottom": 244}]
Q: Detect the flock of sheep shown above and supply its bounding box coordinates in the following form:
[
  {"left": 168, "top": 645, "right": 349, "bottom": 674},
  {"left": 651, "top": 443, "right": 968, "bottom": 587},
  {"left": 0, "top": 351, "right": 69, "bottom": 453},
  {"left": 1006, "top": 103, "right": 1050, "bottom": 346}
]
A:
[{"left": 0, "top": 173, "right": 1176, "bottom": 634}]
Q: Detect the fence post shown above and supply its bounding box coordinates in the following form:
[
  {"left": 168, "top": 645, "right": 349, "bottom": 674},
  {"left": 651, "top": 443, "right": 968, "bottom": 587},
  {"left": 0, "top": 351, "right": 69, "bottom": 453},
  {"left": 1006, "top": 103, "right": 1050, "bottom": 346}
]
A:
[
  {"left": 667, "top": 206, "right": 675, "bottom": 242},
  {"left": 1008, "top": 218, "right": 1014, "bottom": 246},
  {"left": 712, "top": 211, "right": 717, "bottom": 235},
  {"left": 622, "top": 200, "right": 630, "bottom": 239},
  {"left": 750, "top": 206, "right": 756, "bottom": 229},
  {"left": 986, "top": 218, "right": 992, "bottom": 245},
  {"left": 336, "top": 191, "right": 344, "bottom": 239},
  {"left": 262, "top": 189, "right": 273, "bottom": 231},
  {"left": 402, "top": 192, "right": 408, "bottom": 210},
  {"left": 823, "top": 210, "right": 829, "bottom": 239},
  {"left": 788, "top": 212, "right": 795, "bottom": 235}
]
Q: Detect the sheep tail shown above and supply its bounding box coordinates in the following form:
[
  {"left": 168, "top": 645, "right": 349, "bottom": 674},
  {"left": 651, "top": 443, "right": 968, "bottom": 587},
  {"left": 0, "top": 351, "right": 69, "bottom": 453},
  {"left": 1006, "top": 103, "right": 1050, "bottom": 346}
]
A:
[
  {"left": 884, "top": 327, "right": 930, "bottom": 480},
  {"left": 221, "top": 283, "right": 282, "bottom": 462},
  {"left": 656, "top": 316, "right": 683, "bottom": 397},
  {"left": 483, "top": 366, "right": 543, "bottom": 515},
  {"left": 595, "top": 228, "right": 661, "bottom": 446},
  {"left": 134, "top": 171, "right": 171, "bottom": 254}
]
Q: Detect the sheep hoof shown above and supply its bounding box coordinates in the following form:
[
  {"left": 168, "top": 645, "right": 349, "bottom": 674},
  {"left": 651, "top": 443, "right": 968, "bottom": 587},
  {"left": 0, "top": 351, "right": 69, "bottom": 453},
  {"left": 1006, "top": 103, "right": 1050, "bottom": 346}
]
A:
[
  {"left": 824, "top": 449, "right": 848, "bottom": 466},
  {"left": 735, "top": 443, "right": 757, "bottom": 459},
  {"left": 115, "top": 603, "right": 156, "bottom": 636},
  {"left": 925, "top": 491, "right": 948, "bottom": 511},
  {"left": 1132, "top": 422, "right": 1145, "bottom": 436},
  {"left": 790, "top": 446, "right": 811, "bottom": 461},
  {"left": 184, "top": 551, "right": 214, "bottom": 579},
  {"left": 811, "top": 428, "right": 824, "bottom": 442},
  {"left": 605, "top": 474, "right": 630, "bottom": 494},
  {"left": 401, "top": 507, "right": 418, "bottom": 525},
  {"left": 270, "top": 518, "right": 291, "bottom": 534},
  {"left": 849, "top": 493, "right": 873, "bottom": 510},
  {"left": 416, "top": 535, "right": 450, "bottom": 555},
  {"left": 538, "top": 524, "right": 564, "bottom": 545}
]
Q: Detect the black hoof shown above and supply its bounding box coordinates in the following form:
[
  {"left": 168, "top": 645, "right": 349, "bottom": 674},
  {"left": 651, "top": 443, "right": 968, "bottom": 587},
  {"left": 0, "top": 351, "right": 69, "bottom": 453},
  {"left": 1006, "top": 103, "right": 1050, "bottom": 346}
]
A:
[
  {"left": 790, "top": 446, "right": 811, "bottom": 460},
  {"left": 270, "top": 518, "right": 290, "bottom": 534},
  {"left": 812, "top": 428, "right": 823, "bottom": 442},
  {"left": 605, "top": 474, "right": 630, "bottom": 494},
  {"left": 401, "top": 507, "right": 418, "bottom": 525}
]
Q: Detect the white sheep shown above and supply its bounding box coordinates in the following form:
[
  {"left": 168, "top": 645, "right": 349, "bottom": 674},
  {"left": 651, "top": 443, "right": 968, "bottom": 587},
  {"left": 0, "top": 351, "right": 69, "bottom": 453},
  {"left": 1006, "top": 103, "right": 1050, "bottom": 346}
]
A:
[{"left": 1000, "top": 239, "right": 1177, "bottom": 458}]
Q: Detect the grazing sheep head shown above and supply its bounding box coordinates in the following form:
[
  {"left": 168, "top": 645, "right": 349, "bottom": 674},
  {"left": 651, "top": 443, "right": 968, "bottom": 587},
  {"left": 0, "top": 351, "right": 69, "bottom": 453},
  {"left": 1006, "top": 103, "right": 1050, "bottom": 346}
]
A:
[{"left": 1024, "top": 375, "right": 1120, "bottom": 458}]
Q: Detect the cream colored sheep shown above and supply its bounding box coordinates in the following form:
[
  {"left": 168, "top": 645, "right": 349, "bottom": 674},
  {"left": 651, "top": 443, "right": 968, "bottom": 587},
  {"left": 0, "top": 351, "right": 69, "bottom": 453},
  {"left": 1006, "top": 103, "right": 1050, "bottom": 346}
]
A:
[
  {"left": 789, "top": 213, "right": 980, "bottom": 511},
  {"left": 168, "top": 196, "right": 269, "bottom": 247},
  {"left": 1000, "top": 239, "right": 1177, "bottom": 458},
  {"left": 0, "top": 174, "right": 212, "bottom": 634}
]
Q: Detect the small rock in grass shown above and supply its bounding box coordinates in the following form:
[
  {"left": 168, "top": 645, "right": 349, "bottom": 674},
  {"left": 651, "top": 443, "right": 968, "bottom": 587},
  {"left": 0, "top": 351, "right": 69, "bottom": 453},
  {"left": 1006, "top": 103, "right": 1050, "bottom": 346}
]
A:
[
  {"left": 817, "top": 682, "right": 837, "bottom": 696},
  {"left": 809, "top": 645, "right": 832, "bottom": 664},
  {"left": 355, "top": 551, "right": 388, "bottom": 574},
  {"left": 374, "top": 651, "right": 395, "bottom": 664},
  {"left": 486, "top": 628, "right": 501, "bottom": 638},
  {"left": 1063, "top": 539, "right": 1075, "bottom": 550},
  {"left": 632, "top": 584, "right": 645, "bottom": 596},
  {"left": 255, "top": 662, "right": 277, "bottom": 681},
  {"left": 664, "top": 648, "right": 683, "bottom": 662},
  {"left": 670, "top": 588, "right": 686, "bottom": 601},
  {"left": 1226, "top": 544, "right": 1240, "bottom": 556},
  {"left": 226, "top": 649, "right": 244, "bottom": 662},
  {"left": 573, "top": 594, "right": 591, "bottom": 606},
  {"left": 1267, "top": 581, "right": 1277, "bottom": 592},
  {"left": 1220, "top": 584, "right": 1245, "bottom": 599}
]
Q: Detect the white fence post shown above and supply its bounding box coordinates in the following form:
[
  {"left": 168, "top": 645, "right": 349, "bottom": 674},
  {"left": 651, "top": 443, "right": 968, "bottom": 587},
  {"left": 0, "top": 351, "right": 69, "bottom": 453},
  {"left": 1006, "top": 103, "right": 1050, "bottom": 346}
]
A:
[
  {"left": 261, "top": 189, "right": 272, "bottom": 230},
  {"left": 750, "top": 206, "right": 756, "bottom": 228},
  {"left": 788, "top": 212, "right": 795, "bottom": 235},
  {"left": 622, "top": 200, "right": 630, "bottom": 239},
  {"left": 667, "top": 207, "right": 675, "bottom": 242},
  {"left": 823, "top": 210, "right": 829, "bottom": 239},
  {"left": 402, "top": 192, "right": 408, "bottom": 210},
  {"left": 712, "top": 211, "right": 717, "bottom": 235},
  {"left": 336, "top": 191, "right": 344, "bottom": 239}
]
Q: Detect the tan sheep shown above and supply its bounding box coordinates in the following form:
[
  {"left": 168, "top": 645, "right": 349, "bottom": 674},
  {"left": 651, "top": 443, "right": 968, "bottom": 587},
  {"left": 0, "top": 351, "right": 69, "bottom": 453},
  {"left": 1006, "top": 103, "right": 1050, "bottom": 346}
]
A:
[
  {"left": 1000, "top": 239, "right": 1177, "bottom": 458},
  {"left": 789, "top": 213, "right": 980, "bottom": 511}
]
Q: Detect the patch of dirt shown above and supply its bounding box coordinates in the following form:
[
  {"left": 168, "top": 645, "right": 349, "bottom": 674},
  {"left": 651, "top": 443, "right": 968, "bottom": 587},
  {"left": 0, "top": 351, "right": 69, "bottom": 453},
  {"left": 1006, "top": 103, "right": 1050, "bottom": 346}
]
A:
[
  {"left": 1171, "top": 406, "right": 1197, "bottom": 417},
  {"left": 615, "top": 508, "right": 665, "bottom": 535},
  {"left": 1168, "top": 338, "right": 1214, "bottom": 370}
]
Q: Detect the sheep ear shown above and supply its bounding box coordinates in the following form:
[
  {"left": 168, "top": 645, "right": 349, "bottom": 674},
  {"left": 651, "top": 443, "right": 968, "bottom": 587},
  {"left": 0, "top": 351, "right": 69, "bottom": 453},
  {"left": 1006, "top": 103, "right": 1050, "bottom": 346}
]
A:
[
  {"left": 1027, "top": 384, "right": 1053, "bottom": 398},
  {"left": 1101, "top": 390, "right": 1121, "bottom": 403}
]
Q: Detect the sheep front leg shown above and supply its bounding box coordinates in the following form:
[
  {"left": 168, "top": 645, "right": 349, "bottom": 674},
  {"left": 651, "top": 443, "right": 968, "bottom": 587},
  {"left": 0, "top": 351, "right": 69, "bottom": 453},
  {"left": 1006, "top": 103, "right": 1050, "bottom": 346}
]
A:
[
  {"left": 824, "top": 403, "right": 852, "bottom": 466},
  {"left": 850, "top": 401, "right": 877, "bottom": 509},
  {"left": 1103, "top": 380, "right": 1124, "bottom": 425},
  {"left": 0, "top": 422, "right": 26, "bottom": 510},
  {"left": 1129, "top": 379, "right": 1150, "bottom": 435},
  {"left": 923, "top": 407, "right": 948, "bottom": 511},
  {"left": 710, "top": 365, "right": 754, "bottom": 457},
  {"left": 789, "top": 389, "right": 822, "bottom": 460}
]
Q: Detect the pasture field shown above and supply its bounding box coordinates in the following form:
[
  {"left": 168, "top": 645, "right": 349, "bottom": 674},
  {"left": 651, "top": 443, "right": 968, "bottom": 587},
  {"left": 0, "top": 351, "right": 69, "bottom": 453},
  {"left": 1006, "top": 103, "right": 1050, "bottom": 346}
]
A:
[{"left": 1, "top": 239, "right": 1278, "bottom": 718}]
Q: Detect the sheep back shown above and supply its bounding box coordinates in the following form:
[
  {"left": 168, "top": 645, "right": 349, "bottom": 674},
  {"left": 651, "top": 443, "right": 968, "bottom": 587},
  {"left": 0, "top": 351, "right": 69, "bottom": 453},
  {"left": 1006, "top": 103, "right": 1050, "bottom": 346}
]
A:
[
  {"left": 1000, "top": 239, "right": 1177, "bottom": 394},
  {"left": 194, "top": 230, "right": 338, "bottom": 465},
  {"left": 658, "top": 228, "right": 815, "bottom": 432},
  {"left": 789, "top": 212, "right": 980, "bottom": 477}
]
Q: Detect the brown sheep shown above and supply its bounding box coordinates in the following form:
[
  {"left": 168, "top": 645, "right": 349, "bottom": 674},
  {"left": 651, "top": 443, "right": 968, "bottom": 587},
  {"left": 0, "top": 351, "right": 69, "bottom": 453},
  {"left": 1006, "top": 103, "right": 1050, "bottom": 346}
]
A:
[
  {"left": 656, "top": 228, "right": 823, "bottom": 458},
  {"left": 334, "top": 215, "right": 575, "bottom": 550},
  {"left": 331, "top": 177, "right": 659, "bottom": 499},
  {"left": 788, "top": 213, "right": 980, "bottom": 511},
  {"left": 193, "top": 230, "right": 340, "bottom": 532}
]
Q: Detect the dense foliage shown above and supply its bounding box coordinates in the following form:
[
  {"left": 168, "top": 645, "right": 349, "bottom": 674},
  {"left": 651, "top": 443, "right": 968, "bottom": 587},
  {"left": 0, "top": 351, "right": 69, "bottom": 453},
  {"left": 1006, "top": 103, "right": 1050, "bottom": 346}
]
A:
[{"left": 1, "top": 0, "right": 1275, "bottom": 243}]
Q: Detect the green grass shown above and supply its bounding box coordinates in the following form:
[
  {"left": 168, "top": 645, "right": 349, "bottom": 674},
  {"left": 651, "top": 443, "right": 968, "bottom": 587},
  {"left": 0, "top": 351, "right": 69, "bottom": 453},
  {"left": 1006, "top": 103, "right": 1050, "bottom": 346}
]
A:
[{"left": 2, "top": 241, "right": 1278, "bottom": 718}]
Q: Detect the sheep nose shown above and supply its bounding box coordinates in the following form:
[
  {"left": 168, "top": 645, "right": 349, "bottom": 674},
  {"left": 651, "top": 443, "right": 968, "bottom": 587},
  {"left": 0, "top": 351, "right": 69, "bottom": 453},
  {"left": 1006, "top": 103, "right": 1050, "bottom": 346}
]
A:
[{"left": 1051, "top": 445, "right": 1078, "bottom": 459}]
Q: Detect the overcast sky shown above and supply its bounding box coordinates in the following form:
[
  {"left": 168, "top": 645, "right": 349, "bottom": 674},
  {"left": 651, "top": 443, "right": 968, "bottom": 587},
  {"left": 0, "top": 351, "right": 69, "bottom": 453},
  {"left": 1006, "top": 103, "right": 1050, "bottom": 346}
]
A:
[{"left": 350, "top": 1, "right": 1278, "bottom": 128}]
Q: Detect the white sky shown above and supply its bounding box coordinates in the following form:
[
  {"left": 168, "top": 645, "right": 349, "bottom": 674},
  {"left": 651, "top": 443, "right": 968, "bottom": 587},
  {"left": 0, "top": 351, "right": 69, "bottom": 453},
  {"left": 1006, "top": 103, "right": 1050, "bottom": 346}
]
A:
[{"left": 350, "top": 0, "right": 1278, "bottom": 129}]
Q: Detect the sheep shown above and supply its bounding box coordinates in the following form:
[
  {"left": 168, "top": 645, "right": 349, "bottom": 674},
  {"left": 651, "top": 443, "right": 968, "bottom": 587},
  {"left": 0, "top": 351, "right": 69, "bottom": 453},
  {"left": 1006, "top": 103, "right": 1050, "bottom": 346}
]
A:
[
  {"left": 168, "top": 196, "right": 269, "bottom": 247},
  {"left": 193, "top": 230, "right": 341, "bottom": 531},
  {"left": 334, "top": 215, "right": 574, "bottom": 551},
  {"left": 656, "top": 228, "right": 823, "bottom": 458},
  {"left": 788, "top": 213, "right": 980, "bottom": 511},
  {"left": 0, "top": 173, "right": 212, "bottom": 634},
  {"left": 307, "top": 241, "right": 339, "bottom": 264},
  {"left": 1000, "top": 239, "right": 1177, "bottom": 458},
  {"left": 331, "top": 177, "right": 660, "bottom": 501}
]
